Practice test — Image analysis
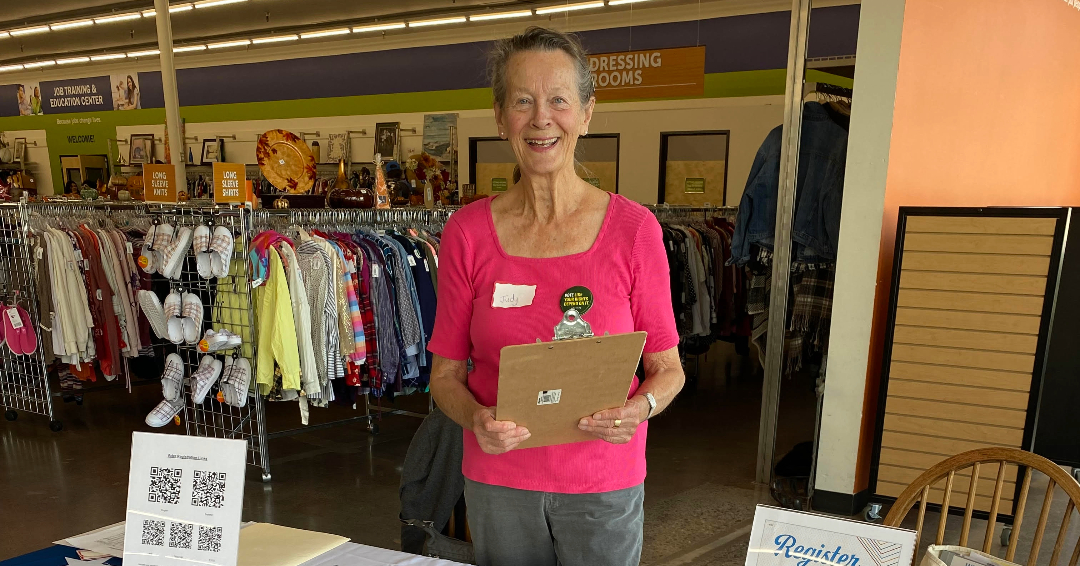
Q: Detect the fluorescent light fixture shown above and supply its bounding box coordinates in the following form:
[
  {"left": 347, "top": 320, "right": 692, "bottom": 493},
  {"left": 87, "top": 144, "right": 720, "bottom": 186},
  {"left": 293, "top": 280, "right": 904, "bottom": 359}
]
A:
[
  {"left": 90, "top": 53, "right": 127, "bottom": 61},
  {"left": 352, "top": 22, "right": 406, "bottom": 33},
  {"left": 193, "top": 0, "right": 247, "bottom": 8},
  {"left": 23, "top": 60, "right": 56, "bottom": 68},
  {"left": 469, "top": 10, "right": 533, "bottom": 21},
  {"left": 0, "top": 64, "right": 24, "bottom": 72},
  {"left": 10, "top": 25, "right": 51, "bottom": 36},
  {"left": 607, "top": 0, "right": 655, "bottom": 4},
  {"left": 50, "top": 19, "right": 95, "bottom": 31},
  {"left": 142, "top": 9, "right": 156, "bottom": 16},
  {"left": 170, "top": 4, "right": 194, "bottom": 12},
  {"left": 0, "top": 32, "right": 9, "bottom": 38},
  {"left": 127, "top": 49, "right": 160, "bottom": 57},
  {"left": 56, "top": 56, "right": 91, "bottom": 64},
  {"left": 534, "top": 1, "right": 604, "bottom": 14},
  {"left": 173, "top": 44, "right": 207, "bottom": 52},
  {"left": 252, "top": 34, "right": 298, "bottom": 44},
  {"left": 407, "top": 16, "right": 467, "bottom": 27},
  {"left": 94, "top": 13, "right": 142, "bottom": 24},
  {"left": 299, "top": 28, "right": 351, "bottom": 38},
  {"left": 206, "top": 39, "right": 250, "bottom": 48}
]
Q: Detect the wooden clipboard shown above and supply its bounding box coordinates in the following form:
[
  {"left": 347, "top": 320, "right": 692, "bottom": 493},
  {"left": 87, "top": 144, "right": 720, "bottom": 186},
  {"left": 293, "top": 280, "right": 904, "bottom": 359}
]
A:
[{"left": 495, "top": 331, "right": 647, "bottom": 449}]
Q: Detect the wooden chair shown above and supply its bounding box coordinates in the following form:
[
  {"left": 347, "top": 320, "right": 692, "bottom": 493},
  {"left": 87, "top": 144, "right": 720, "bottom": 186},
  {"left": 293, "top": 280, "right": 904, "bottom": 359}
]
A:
[{"left": 883, "top": 448, "right": 1080, "bottom": 566}]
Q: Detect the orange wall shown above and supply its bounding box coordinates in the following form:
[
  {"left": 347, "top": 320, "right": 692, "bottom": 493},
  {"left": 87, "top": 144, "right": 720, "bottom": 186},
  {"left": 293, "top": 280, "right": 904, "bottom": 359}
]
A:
[{"left": 856, "top": 0, "right": 1080, "bottom": 492}]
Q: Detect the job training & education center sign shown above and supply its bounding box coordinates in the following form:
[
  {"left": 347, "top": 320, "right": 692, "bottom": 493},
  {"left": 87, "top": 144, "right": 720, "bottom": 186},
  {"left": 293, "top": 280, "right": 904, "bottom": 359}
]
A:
[{"left": 1, "top": 72, "right": 142, "bottom": 117}]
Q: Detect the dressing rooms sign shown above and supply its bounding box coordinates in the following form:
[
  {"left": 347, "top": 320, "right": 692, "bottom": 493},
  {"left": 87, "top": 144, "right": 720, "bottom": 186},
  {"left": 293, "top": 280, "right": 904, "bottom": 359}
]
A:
[{"left": 587, "top": 46, "right": 705, "bottom": 101}]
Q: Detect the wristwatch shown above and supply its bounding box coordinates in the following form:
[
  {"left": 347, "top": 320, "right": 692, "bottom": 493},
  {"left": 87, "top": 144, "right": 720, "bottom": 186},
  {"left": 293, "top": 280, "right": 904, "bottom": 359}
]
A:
[{"left": 643, "top": 392, "right": 657, "bottom": 420}]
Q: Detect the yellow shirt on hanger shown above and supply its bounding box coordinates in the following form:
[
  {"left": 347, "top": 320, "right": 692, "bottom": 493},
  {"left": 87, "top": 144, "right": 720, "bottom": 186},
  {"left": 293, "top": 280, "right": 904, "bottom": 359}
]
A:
[{"left": 255, "top": 246, "right": 302, "bottom": 394}]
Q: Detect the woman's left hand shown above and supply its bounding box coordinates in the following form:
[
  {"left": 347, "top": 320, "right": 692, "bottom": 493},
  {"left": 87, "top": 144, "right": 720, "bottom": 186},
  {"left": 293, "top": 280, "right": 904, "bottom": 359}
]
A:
[{"left": 578, "top": 397, "right": 649, "bottom": 445}]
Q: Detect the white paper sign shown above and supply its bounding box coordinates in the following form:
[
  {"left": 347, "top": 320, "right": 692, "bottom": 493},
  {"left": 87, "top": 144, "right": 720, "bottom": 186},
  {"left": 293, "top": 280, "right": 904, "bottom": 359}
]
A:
[
  {"left": 745, "top": 506, "right": 916, "bottom": 566},
  {"left": 492, "top": 282, "right": 536, "bottom": 309},
  {"left": 122, "top": 432, "right": 247, "bottom": 566}
]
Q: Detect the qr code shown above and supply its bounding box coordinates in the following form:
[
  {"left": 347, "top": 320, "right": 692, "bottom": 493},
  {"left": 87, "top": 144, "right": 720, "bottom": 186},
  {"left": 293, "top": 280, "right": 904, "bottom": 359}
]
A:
[
  {"left": 169, "top": 522, "right": 193, "bottom": 549},
  {"left": 141, "top": 520, "right": 165, "bottom": 546},
  {"left": 197, "top": 525, "right": 223, "bottom": 553},
  {"left": 191, "top": 470, "right": 226, "bottom": 508},
  {"left": 148, "top": 467, "right": 182, "bottom": 505}
]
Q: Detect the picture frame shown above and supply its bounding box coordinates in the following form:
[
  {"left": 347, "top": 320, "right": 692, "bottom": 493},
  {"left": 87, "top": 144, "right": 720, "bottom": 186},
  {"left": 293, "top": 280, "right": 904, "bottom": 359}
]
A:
[
  {"left": 201, "top": 138, "right": 221, "bottom": 165},
  {"left": 12, "top": 138, "right": 26, "bottom": 164},
  {"left": 128, "top": 134, "right": 155, "bottom": 165},
  {"left": 375, "top": 122, "right": 399, "bottom": 162}
]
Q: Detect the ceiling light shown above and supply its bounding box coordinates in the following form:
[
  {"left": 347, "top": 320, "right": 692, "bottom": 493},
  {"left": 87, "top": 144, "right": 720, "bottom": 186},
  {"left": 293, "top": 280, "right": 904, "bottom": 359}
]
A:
[
  {"left": 23, "top": 60, "right": 56, "bottom": 68},
  {"left": 94, "top": 13, "right": 142, "bottom": 24},
  {"left": 608, "top": 0, "right": 656, "bottom": 4},
  {"left": 50, "top": 19, "right": 95, "bottom": 31},
  {"left": 0, "top": 64, "right": 24, "bottom": 72},
  {"left": 207, "top": 39, "right": 250, "bottom": 48},
  {"left": 535, "top": 1, "right": 605, "bottom": 14},
  {"left": 193, "top": 0, "right": 247, "bottom": 8},
  {"left": 90, "top": 53, "right": 126, "bottom": 61},
  {"left": 173, "top": 44, "right": 207, "bottom": 52},
  {"left": 252, "top": 34, "right": 298, "bottom": 44},
  {"left": 10, "top": 25, "right": 51, "bottom": 36},
  {"left": 408, "top": 16, "right": 467, "bottom": 27},
  {"left": 469, "top": 10, "right": 533, "bottom": 21},
  {"left": 142, "top": 8, "right": 155, "bottom": 16},
  {"left": 0, "top": 32, "right": 9, "bottom": 38},
  {"left": 299, "top": 28, "right": 351, "bottom": 38},
  {"left": 352, "top": 22, "right": 406, "bottom": 33},
  {"left": 127, "top": 49, "right": 160, "bottom": 57},
  {"left": 170, "top": 4, "right": 194, "bottom": 12},
  {"left": 56, "top": 56, "right": 91, "bottom": 65}
]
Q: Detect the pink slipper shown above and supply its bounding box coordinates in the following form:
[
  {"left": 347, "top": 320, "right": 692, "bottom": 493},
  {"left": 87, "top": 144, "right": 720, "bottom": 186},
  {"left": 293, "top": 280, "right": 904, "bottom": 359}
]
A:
[
  {"left": 4, "top": 305, "right": 26, "bottom": 356},
  {"left": 14, "top": 305, "right": 36, "bottom": 355}
]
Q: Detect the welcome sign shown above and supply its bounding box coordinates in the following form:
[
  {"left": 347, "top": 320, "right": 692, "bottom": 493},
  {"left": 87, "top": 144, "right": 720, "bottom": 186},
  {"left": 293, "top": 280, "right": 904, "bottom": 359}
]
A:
[{"left": 746, "top": 507, "right": 916, "bottom": 566}]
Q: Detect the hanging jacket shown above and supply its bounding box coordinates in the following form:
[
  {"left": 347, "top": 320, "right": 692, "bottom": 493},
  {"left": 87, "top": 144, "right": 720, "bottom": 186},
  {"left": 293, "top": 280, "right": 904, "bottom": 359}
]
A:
[{"left": 399, "top": 407, "right": 464, "bottom": 556}]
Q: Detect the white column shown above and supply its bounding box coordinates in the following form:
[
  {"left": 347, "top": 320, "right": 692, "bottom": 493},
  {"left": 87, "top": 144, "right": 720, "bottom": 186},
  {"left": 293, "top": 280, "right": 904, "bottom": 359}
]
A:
[
  {"left": 814, "top": 0, "right": 907, "bottom": 499},
  {"left": 154, "top": 0, "right": 185, "bottom": 179}
]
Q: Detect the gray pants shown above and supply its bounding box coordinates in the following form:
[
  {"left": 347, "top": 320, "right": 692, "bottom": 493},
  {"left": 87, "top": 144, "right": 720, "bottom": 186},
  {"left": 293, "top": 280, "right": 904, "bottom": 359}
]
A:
[{"left": 464, "top": 478, "right": 644, "bottom": 566}]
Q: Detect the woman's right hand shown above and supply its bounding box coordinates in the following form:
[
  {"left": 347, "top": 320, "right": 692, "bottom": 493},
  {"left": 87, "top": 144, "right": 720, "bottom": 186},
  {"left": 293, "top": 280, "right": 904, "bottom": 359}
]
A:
[{"left": 472, "top": 407, "right": 531, "bottom": 455}]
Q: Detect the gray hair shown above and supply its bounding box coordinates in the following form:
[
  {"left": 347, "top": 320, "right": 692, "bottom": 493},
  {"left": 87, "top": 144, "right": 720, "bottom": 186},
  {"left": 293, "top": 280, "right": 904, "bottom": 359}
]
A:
[{"left": 488, "top": 26, "right": 595, "bottom": 108}]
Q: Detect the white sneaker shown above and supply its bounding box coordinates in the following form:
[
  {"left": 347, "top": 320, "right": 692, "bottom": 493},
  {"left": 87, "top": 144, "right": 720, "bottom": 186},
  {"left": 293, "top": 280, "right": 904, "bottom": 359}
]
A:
[
  {"left": 210, "top": 226, "right": 235, "bottom": 279},
  {"left": 181, "top": 292, "right": 204, "bottom": 346},
  {"left": 161, "top": 353, "right": 185, "bottom": 401},
  {"left": 161, "top": 226, "right": 192, "bottom": 280},
  {"left": 138, "top": 290, "right": 169, "bottom": 340},
  {"left": 190, "top": 355, "right": 222, "bottom": 404},
  {"left": 146, "top": 397, "right": 184, "bottom": 427},
  {"left": 164, "top": 292, "right": 185, "bottom": 345}
]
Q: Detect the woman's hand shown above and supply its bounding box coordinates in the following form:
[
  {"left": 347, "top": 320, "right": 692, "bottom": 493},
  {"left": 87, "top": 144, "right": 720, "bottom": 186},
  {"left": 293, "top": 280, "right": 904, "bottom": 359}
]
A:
[
  {"left": 577, "top": 396, "right": 650, "bottom": 445},
  {"left": 472, "top": 407, "right": 531, "bottom": 455}
]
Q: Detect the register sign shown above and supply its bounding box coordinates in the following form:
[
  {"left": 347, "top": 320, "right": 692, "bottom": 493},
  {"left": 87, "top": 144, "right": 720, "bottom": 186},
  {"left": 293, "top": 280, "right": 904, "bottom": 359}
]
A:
[{"left": 588, "top": 46, "right": 705, "bottom": 101}]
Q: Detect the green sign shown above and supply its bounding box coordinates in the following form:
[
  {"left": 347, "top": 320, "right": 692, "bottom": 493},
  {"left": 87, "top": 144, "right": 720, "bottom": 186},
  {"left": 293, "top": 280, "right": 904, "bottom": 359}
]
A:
[
  {"left": 584, "top": 177, "right": 601, "bottom": 188},
  {"left": 491, "top": 177, "right": 508, "bottom": 192},
  {"left": 684, "top": 178, "right": 705, "bottom": 193}
]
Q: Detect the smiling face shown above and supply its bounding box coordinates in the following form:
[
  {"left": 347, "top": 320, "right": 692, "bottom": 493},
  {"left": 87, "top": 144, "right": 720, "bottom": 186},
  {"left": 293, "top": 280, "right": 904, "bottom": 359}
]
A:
[{"left": 495, "top": 49, "right": 594, "bottom": 180}]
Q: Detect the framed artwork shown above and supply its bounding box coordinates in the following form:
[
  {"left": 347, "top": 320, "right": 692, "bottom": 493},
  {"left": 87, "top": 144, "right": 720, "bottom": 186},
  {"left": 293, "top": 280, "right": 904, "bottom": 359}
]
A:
[
  {"left": 327, "top": 132, "right": 349, "bottom": 163},
  {"left": 12, "top": 138, "right": 26, "bottom": 164},
  {"left": 129, "top": 134, "right": 155, "bottom": 165},
  {"left": 375, "top": 122, "right": 399, "bottom": 162},
  {"left": 201, "top": 138, "right": 221, "bottom": 165}
]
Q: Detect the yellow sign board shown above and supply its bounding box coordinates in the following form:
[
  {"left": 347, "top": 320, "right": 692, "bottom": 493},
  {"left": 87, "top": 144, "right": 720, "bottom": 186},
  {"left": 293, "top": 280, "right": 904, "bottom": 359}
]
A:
[
  {"left": 213, "top": 162, "right": 248, "bottom": 204},
  {"left": 142, "top": 163, "right": 177, "bottom": 203},
  {"left": 588, "top": 46, "right": 705, "bottom": 101}
]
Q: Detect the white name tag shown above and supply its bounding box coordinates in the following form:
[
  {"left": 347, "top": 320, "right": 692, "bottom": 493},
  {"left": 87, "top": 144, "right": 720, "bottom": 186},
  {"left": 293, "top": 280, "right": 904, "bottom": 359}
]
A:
[{"left": 492, "top": 282, "right": 536, "bottom": 309}]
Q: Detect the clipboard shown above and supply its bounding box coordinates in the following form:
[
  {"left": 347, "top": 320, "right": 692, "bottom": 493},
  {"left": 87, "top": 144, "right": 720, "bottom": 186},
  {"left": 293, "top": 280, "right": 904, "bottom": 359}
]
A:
[{"left": 495, "top": 331, "right": 647, "bottom": 449}]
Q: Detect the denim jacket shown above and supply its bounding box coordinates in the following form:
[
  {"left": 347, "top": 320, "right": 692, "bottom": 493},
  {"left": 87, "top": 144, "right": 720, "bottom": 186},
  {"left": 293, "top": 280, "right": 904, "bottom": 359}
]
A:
[{"left": 730, "top": 102, "right": 848, "bottom": 266}]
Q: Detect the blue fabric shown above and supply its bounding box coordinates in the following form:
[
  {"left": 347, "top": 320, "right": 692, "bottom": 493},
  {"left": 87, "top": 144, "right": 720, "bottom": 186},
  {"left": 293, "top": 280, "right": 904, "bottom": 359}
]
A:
[
  {"left": 0, "top": 545, "right": 121, "bottom": 566},
  {"left": 730, "top": 102, "right": 848, "bottom": 266}
]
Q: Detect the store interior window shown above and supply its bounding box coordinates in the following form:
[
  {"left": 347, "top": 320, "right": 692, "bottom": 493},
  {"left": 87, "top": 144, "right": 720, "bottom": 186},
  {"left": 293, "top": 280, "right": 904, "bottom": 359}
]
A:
[
  {"left": 657, "top": 131, "right": 729, "bottom": 205},
  {"left": 470, "top": 134, "right": 619, "bottom": 195}
]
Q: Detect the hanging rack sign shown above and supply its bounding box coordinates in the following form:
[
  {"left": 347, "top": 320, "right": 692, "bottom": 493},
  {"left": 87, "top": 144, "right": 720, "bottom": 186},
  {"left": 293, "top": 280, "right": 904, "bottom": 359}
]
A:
[
  {"left": 588, "top": 46, "right": 705, "bottom": 101},
  {"left": 213, "top": 162, "right": 248, "bottom": 204},
  {"left": 143, "top": 164, "right": 178, "bottom": 203}
]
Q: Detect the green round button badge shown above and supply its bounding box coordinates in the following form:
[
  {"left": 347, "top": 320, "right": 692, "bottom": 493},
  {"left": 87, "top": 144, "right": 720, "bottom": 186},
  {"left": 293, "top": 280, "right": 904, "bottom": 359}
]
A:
[{"left": 560, "top": 286, "right": 593, "bottom": 314}]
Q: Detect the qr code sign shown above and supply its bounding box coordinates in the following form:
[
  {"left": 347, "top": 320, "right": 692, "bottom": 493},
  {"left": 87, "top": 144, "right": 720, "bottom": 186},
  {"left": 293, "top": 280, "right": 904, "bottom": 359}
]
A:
[
  {"left": 141, "top": 520, "right": 165, "bottom": 546},
  {"left": 191, "top": 470, "right": 227, "bottom": 508},
  {"left": 148, "top": 467, "right": 182, "bottom": 505},
  {"left": 169, "top": 522, "right": 193, "bottom": 549},
  {"left": 198, "top": 525, "right": 223, "bottom": 552}
]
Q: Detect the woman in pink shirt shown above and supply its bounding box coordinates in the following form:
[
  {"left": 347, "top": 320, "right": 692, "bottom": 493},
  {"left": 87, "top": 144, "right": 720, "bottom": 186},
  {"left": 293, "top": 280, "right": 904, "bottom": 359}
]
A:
[{"left": 428, "top": 27, "right": 685, "bottom": 566}]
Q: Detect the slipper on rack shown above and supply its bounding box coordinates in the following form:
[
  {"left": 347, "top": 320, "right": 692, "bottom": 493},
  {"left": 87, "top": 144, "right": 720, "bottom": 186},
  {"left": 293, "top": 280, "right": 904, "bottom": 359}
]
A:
[
  {"left": 138, "top": 238, "right": 157, "bottom": 274},
  {"left": 181, "top": 293, "right": 204, "bottom": 346},
  {"left": 210, "top": 226, "right": 235, "bottom": 279},
  {"left": 193, "top": 225, "right": 214, "bottom": 279},
  {"left": 13, "top": 305, "right": 37, "bottom": 356},
  {"left": 190, "top": 355, "right": 223, "bottom": 404},
  {"left": 160, "top": 227, "right": 192, "bottom": 280},
  {"left": 161, "top": 353, "right": 185, "bottom": 402},
  {"left": 138, "top": 290, "right": 170, "bottom": 340},
  {"left": 224, "top": 357, "right": 251, "bottom": 408},
  {"left": 164, "top": 292, "right": 185, "bottom": 345},
  {"left": 219, "top": 357, "right": 236, "bottom": 405},
  {"left": 146, "top": 397, "right": 184, "bottom": 428},
  {"left": 199, "top": 329, "right": 241, "bottom": 353},
  {"left": 3, "top": 305, "right": 25, "bottom": 356},
  {"left": 151, "top": 223, "right": 175, "bottom": 272}
]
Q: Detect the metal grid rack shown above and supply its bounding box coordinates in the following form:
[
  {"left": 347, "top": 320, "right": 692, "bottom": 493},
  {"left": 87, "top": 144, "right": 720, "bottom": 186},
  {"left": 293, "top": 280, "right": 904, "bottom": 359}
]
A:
[
  {"left": 144, "top": 203, "right": 270, "bottom": 481},
  {"left": 0, "top": 204, "right": 58, "bottom": 430}
]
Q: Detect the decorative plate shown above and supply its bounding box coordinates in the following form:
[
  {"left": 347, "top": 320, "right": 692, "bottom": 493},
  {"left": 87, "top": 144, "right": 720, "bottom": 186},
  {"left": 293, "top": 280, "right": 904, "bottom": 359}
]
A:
[{"left": 256, "top": 129, "right": 316, "bottom": 194}]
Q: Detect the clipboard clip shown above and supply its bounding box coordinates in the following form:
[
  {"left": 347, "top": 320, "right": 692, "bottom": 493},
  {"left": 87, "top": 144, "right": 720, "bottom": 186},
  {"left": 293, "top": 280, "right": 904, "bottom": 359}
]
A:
[{"left": 553, "top": 308, "right": 594, "bottom": 341}]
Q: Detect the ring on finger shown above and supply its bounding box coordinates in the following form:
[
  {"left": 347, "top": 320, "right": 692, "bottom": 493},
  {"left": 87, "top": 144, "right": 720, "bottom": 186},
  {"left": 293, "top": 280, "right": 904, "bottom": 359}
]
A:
[{"left": 613, "top": 419, "right": 622, "bottom": 429}]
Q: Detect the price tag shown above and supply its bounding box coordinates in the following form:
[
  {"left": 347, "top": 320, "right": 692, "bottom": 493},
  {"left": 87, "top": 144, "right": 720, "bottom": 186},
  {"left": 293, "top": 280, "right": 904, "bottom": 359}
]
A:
[
  {"left": 35, "top": 247, "right": 43, "bottom": 260},
  {"left": 414, "top": 249, "right": 423, "bottom": 259},
  {"left": 371, "top": 264, "right": 380, "bottom": 278},
  {"left": 6, "top": 308, "right": 23, "bottom": 329},
  {"left": 407, "top": 256, "right": 416, "bottom": 267},
  {"left": 423, "top": 259, "right": 429, "bottom": 272},
  {"left": 126, "top": 242, "right": 134, "bottom": 254},
  {"left": 74, "top": 249, "right": 84, "bottom": 262},
  {"left": 143, "top": 164, "right": 178, "bottom": 204},
  {"left": 96, "top": 289, "right": 103, "bottom": 301}
]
